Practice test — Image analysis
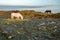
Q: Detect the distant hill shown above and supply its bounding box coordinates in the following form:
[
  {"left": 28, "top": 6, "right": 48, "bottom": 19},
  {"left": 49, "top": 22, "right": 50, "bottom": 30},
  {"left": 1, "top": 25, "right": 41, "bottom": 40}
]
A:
[{"left": 0, "top": 10, "right": 60, "bottom": 19}]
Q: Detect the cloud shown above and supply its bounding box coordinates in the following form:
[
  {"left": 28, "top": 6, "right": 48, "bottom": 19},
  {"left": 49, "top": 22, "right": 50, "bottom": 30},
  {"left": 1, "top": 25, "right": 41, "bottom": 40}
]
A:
[
  {"left": 0, "top": 0, "right": 60, "bottom": 5},
  {"left": 0, "top": 0, "right": 33, "bottom": 5}
]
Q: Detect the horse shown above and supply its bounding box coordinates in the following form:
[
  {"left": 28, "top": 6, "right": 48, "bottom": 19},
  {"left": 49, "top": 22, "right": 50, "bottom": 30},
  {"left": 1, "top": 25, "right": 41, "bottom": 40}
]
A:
[
  {"left": 11, "top": 12, "right": 23, "bottom": 20},
  {"left": 45, "top": 10, "right": 51, "bottom": 13}
]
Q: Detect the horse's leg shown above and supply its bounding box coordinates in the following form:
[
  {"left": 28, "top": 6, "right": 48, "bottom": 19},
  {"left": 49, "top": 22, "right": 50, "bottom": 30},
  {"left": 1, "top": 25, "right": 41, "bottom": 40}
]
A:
[
  {"left": 20, "top": 15, "right": 23, "bottom": 20},
  {"left": 11, "top": 16, "right": 14, "bottom": 19},
  {"left": 16, "top": 16, "right": 19, "bottom": 19}
]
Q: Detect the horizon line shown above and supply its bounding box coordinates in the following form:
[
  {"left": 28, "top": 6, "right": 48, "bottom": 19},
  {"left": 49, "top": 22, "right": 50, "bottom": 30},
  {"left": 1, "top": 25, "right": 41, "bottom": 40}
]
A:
[{"left": 0, "top": 4, "right": 60, "bottom": 6}]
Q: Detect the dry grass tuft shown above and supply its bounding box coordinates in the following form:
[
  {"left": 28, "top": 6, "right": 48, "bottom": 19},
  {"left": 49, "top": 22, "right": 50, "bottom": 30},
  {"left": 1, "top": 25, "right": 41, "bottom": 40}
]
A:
[{"left": 3, "top": 18, "right": 29, "bottom": 23}]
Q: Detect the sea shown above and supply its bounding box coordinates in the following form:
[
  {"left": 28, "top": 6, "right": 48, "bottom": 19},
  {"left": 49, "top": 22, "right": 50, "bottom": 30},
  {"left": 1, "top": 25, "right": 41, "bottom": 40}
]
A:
[{"left": 0, "top": 5, "right": 60, "bottom": 13}]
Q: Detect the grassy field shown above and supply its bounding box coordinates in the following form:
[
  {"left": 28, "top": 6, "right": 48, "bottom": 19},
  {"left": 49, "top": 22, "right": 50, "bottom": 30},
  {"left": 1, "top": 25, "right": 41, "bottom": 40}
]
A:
[
  {"left": 0, "top": 10, "right": 60, "bottom": 40},
  {"left": 0, "top": 10, "right": 60, "bottom": 19}
]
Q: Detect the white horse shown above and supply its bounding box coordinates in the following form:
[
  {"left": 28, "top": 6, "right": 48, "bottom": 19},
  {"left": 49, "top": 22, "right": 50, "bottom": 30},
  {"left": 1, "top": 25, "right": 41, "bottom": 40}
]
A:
[{"left": 11, "top": 12, "right": 23, "bottom": 20}]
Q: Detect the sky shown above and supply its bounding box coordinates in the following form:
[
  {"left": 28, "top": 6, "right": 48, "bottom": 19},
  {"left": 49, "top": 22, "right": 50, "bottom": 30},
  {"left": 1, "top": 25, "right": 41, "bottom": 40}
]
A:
[{"left": 0, "top": 0, "right": 60, "bottom": 6}]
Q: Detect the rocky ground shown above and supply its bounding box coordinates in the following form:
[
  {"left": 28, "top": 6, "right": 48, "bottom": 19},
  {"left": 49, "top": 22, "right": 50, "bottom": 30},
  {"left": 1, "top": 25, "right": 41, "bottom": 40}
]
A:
[{"left": 0, "top": 18, "right": 60, "bottom": 40}]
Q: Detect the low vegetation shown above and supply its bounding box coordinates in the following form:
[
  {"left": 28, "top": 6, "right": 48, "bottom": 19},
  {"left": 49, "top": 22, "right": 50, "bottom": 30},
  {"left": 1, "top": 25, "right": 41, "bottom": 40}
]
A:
[
  {"left": 0, "top": 10, "right": 60, "bottom": 40},
  {"left": 0, "top": 10, "right": 60, "bottom": 19}
]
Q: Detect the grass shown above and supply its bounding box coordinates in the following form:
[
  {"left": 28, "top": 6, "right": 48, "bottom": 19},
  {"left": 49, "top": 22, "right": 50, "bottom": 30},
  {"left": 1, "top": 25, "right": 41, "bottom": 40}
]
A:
[
  {"left": 0, "top": 10, "right": 60, "bottom": 19},
  {"left": 3, "top": 19, "right": 29, "bottom": 23}
]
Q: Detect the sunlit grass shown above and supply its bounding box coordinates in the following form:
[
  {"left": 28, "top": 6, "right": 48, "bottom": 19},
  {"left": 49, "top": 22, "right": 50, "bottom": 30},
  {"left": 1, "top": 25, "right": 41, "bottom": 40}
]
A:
[{"left": 2, "top": 19, "right": 30, "bottom": 23}]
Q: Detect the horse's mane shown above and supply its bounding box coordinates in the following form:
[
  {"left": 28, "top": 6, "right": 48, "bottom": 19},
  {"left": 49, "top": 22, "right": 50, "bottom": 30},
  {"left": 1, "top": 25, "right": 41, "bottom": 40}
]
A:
[{"left": 12, "top": 10, "right": 19, "bottom": 13}]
